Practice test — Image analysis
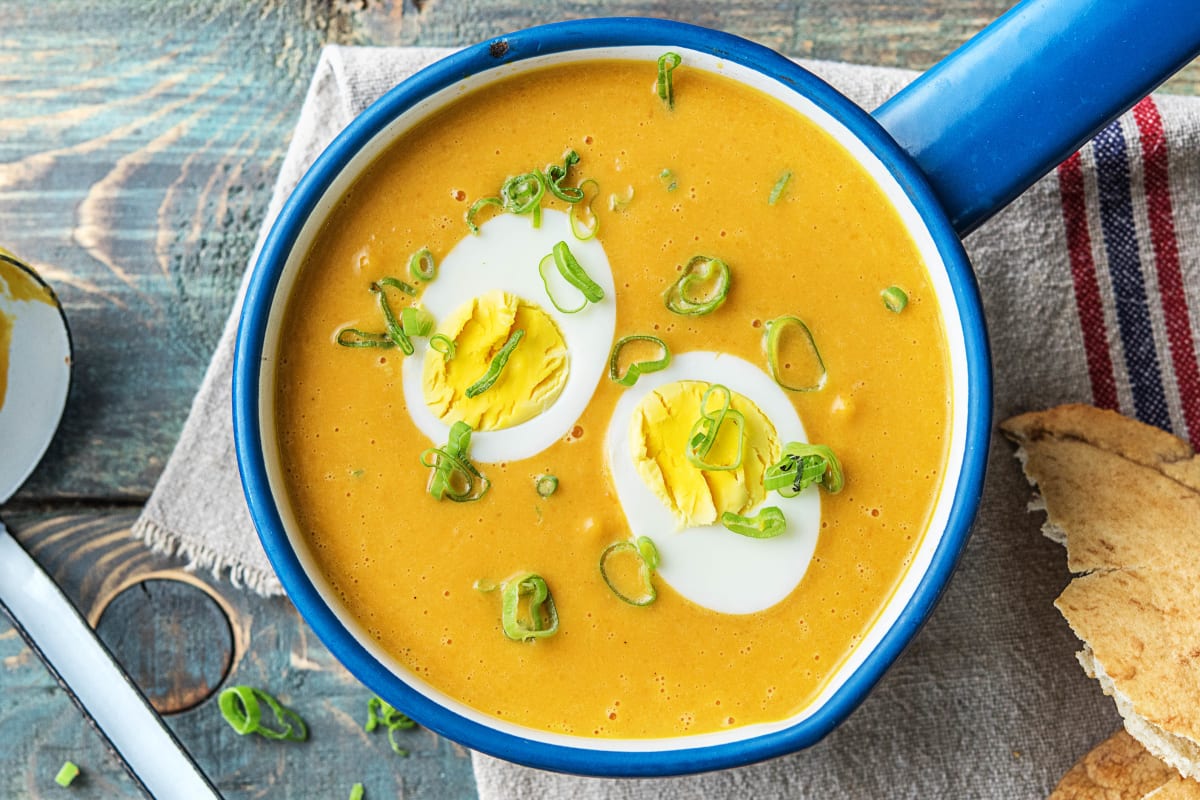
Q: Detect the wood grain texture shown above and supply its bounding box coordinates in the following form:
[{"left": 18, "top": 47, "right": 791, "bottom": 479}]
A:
[
  {"left": 0, "top": 510, "right": 476, "bottom": 799},
  {"left": 1, "top": 0, "right": 1196, "bottom": 798}
]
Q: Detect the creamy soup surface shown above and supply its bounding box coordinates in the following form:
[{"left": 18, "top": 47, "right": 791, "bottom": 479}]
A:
[{"left": 276, "top": 59, "right": 951, "bottom": 738}]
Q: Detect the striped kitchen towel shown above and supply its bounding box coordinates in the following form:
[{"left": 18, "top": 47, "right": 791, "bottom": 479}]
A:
[{"left": 133, "top": 46, "right": 1200, "bottom": 799}]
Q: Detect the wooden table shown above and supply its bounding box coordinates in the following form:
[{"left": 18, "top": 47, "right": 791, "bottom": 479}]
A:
[{"left": 3, "top": 2, "right": 1197, "bottom": 797}]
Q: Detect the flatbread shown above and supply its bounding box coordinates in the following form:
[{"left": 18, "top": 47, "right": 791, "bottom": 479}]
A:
[
  {"left": 1001, "top": 405, "right": 1200, "bottom": 780},
  {"left": 1048, "top": 729, "right": 1175, "bottom": 800},
  {"left": 1145, "top": 777, "right": 1200, "bottom": 799}
]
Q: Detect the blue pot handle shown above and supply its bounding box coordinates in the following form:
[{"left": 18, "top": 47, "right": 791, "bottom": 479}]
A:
[{"left": 873, "top": 0, "right": 1200, "bottom": 235}]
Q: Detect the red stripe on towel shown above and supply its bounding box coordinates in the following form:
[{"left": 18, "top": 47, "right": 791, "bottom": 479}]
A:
[
  {"left": 1059, "top": 151, "right": 1118, "bottom": 410},
  {"left": 1133, "top": 97, "right": 1200, "bottom": 446}
]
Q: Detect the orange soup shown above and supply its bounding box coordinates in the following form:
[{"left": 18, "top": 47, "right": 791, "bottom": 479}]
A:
[{"left": 275, "top": 58, "right": 951, "bottom": 738}]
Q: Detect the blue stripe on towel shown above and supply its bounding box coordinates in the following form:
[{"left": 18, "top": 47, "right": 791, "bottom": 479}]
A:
[{"left": 1093, "top": 119, "right": 1172, "bottom": 432}]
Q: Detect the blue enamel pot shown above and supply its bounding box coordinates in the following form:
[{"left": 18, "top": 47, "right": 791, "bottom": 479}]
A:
[{"left": 233, "top": 0, "right": 1200, "bottom": 777}]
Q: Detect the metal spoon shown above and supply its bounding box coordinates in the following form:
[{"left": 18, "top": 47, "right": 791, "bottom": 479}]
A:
[{"left": 0, "top": 251, "right": 222, "bottom": 799}]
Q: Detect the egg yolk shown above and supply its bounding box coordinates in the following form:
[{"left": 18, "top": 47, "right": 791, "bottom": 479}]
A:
[
  {"left": 630, "top": 380, "right": 781, "bottom": 529},
  {"left": 422, "top": 290, "right": 568, "bottom": 431}
]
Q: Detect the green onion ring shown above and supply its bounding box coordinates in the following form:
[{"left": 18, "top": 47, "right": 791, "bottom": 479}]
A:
[
  {"left": 544, "top": 150, "right": 584, "bottom": 203},
  {"left": 55, "top": 762, "right": 80, "bottom": 788},
  {"left": 768, "top": 170, "right": 793, "bottom": 205},
  {"left": 599, "top": 539, "right": 658, "bottom": 606},
  {"left": 501, "top": 573, "right": 559, "bottom": 641},
  {"left": 608, "top": 334, "right": 670, "bottom": 386},
  {"left": 553, "top": 241, "right": 604, "bottom": 303},
  {"left": 764, "top": 314, "right": 827, "bottom": 392},
  {"left": 656, "top": 51, "right": 682, "bottom": 109},
  {"left": 336, "top": 327, "right": 393, "bottom": 348},
  {"left": 429, "top": 333, "right": 456, "bottom": 360},
  {"left": 882, "top": 285, "right": 909, "bottom": 313},
  {"left": 535, "top": 474, "right": 559, "bottom": 497},
  {"left": 218, "top": 686, "right": 308, "bottom": 741},
  {"left": 350, "top": 783, "right": 365, "bottom": 800},
  {"left": 721, "top": 506, "right": 787, "bottom": 539},
  {"left": 365, "top": 697, "right": 416, "bottom": 755},
  {"left": 465, "top": 328, "right": 525, "bottom": 398},
  {"left": 409, "top": 247, "right": 437, "bottom": 281},
  {"left": 660, "top": 168, "right": 678, "bottom": 192},
  {"left": 569, "top": 178, "right": 601, "bottom": 240},
  {"left": 608, "top": 186, "right": 634, "bottom": 211},
  {"left": 369, "top": 278, "right": 417, "bottom": 355},
  {"left": 400, "top": 306, "right": 435, "bottom": 338},
  {"left": 664, "top": 255, "right": 731, "bottom": 316},
  {"left": 501, "top": 171, "right": 546, "bottom": 226},
  {"left": 538, "top": 253, "right": 588, "bottom": 314},
  {"left": 764, "top": 442, "right": 844, "bottom": 496},
  {"left": 685, "top": 384, "right": 746, "bottom": 471},
  {"left": 421, "top": 446, "right": 490, "bottom": 502},
  {"left": 466, "top": 196, "right": 502, "bottom": 234}
]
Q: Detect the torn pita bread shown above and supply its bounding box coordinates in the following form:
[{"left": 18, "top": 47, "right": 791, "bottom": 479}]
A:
[
  {"left": 1049, "top": 729, "right": 1175, "bottom": 800},
  {"left": 1002, "top": 405, "right": 1200, "bottom": 781},
  {"left": 1145, "top": 776, "right": 1200, "bottom": 799}
]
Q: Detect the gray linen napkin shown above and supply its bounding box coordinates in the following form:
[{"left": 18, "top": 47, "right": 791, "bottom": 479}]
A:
[{"left": 134, "top": 45, "right": 1200, "bottom": 798}]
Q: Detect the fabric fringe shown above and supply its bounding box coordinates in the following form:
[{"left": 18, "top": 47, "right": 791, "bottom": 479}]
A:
[{"left": 130, "top": 517, "right": 284, "bottom": 597}]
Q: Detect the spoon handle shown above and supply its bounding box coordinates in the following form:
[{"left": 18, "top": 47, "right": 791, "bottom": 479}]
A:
[
  {"left": 0, "top": 524, "right": 222, "bottom": 799},
  {"left": 873, "top": 0, "right": 1200, "bottom": 236}
]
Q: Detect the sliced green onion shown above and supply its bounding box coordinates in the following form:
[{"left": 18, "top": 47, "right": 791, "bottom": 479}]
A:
[
  {"left": 538, "top": 253, "right": 587, "bottom": 314},
  {"left": 501, "top": 573, "right": 559, "bottom": 641},
  {"left": 768, "top": 170, "right": 793, "bottom": 205},
  {"left": 473, "top": 577, "right": 499, "bottom": 593},
  {"left": 218, "top": 686, "right": 308, "bottom": 742},
  {"left": 336, "top": 328, "right": 393, "bottom": 348},
  {"left": 664, "top": 255, "right": 731, "bottom": 316},
  {"left": 349, "top": 783, "right": 365, "bottom": 800},
  {"left": 569, "top": 178, "right": 601, "bottom": 240},
  {"left": 608, "top": 334, "right": 670, "bottom": 386},
  {"left": 660, "top": 168, "right": 678, "bottom": 192},
  {"left": 764, "top": 442, "right": 844, "bottom": 496},
  {"left": 501, "top": 171, "right": 546, "bottom": 227},
  {"left": 365, "top": 697, "right": 416, "bottom": 756},
  {"left": 685, "top": 384, "right": 746, "bottom": 471},
  {"left": 656, "top": 52, "right": 682, "bottom": 109},
  {"left": 535, "top": 474, "right": 559, "bottom": 497},
  {"left": 544, "top": 150, "right": 584, "bottom": 202},
  {"left": 721, "top": 506, "right": 787, "bottom": 538},
  {"left": 409, "top": 247, "right": 437, "bottom": 282},
  {"left": 467, "top": 196, "right": 503, "bottom": 234},
  {"left": 429, "top": 333, "right": 456, "bottom": 360},
  {"left": 764, "top": 314, "right": 827, "bottom": 391},
  {"left": 608, "top": 186, "right": 634, "bottom": 211},
  {"left": 465, "top": 328, "right": 525, "bottom": 398},
  {"left": 882, "top": 285, "right": 908, "bottom": 313},
  {"left": 54, "top": 761, "right": 79, "bottom": 788},
  {"left": 370, "top": 278, "right": 417, "bottom": 355},
  {"left": 553, "top": 241, "right": 604, "bottom": 302},
  {"left": 423, "top": 421, "right": 490, "bottom": 502},
  {"left": 400, "top": 306, "right": 435, "bottom": 338},
  {"left": 600, "top": 539, "right": 657, "bottom": 606}
]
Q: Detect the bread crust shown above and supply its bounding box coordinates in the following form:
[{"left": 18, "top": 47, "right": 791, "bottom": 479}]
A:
[
  {"left": 1002, "top": 405, "right": 1200, "bottom": 781},
  {"left": 1048, "top": 729, "right": 1174, "bottom": 800}
]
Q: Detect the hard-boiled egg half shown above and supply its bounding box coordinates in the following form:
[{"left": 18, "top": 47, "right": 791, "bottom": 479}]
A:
[
  {"left": 605, "top": 352, "right": 821, "bottom": 615},
  {"left": 401, "top": 210, "right": 616, "bottom": 462}
]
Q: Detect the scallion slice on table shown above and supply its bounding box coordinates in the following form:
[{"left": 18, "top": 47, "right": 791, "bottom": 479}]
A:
[
  {"left": 54, "top": 761, "right": 80, "bottom": 788},
  {"left": 365, "top": 696, "right": 416, "bottom": 756},
  {"left": 763, "top": 314, "right": 827, "bottom": 391},
  {"left": 608, "top": 334, "right": 670, "bottom": 386},
  {"left": 501, "top": 573, "right": 559, "bottom": 641},
  {"left": 656, "top": 51, "right": 682, "bottom": 109},
  {"left": 685, "top": 384, "right": 746, "bottom": 471},
  {"left": 218, "top": 685, "right": 308, "bottom": 742},
  {"left": 465, "top": 328, "right": 525, "bottom": 398},
  {"left": 664, "top": 255, "right": 731, "bottom": 316},
  {"left": 721, "top": 506, "right": 787, "bottom": 538},
  {"left": 599, "top": 537, "right": 659, "bottom": 606},
  {"left": 764, "top": 442, "right": 845, "bottom": 496}
]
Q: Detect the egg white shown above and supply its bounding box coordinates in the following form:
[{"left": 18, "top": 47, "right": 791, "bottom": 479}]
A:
[
  {"left": 401, "top": 209, "right": 616, "bottom": 463},
  {"left": 605, "top": 351, "right": 821, "bottom": 615}
]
